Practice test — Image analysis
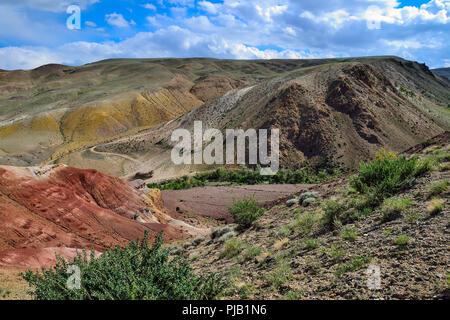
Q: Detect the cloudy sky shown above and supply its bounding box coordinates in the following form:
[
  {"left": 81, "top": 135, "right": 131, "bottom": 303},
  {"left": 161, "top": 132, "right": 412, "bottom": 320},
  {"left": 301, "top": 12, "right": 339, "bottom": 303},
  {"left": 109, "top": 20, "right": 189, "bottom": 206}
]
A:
[{"left": 0, "top": 0, "right": 448, "bottom": 70}]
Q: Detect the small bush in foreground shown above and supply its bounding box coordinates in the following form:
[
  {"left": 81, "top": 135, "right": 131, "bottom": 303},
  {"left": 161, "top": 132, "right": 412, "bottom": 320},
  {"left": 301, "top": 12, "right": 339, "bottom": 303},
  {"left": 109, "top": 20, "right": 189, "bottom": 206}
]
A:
[
  {"left": 395, "top": 234, "right": 410, "bottom": 246},
  {"left": 335, "top": 255, "right": 371, "bottom": 277},
  {"left": 221, "top": 238, "right": 244, "bottom": 259},
  {"left": 21, "top": 232, "right": 227, "bottom": 300},
  {"left": 228, "top": 196, "right": 264, "bottom": 229},
  {"left": 380, "top": 197, "right": 412, "bottom": 221},
  {"left": 340, "top": 226, "right": 357, "bottom": 241},
  {"left": 426, "top": 179, "right": 449, "bottom": 199},
  {"left": 426, "top": 198, "right": 444, "bottom": 215}
]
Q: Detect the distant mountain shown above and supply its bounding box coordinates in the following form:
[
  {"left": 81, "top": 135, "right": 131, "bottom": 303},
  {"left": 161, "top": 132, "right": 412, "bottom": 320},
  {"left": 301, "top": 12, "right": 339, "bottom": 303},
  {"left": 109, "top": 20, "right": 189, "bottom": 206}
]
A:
[{"left": 433, "top": 67, "right": 450, "bottom": 80}]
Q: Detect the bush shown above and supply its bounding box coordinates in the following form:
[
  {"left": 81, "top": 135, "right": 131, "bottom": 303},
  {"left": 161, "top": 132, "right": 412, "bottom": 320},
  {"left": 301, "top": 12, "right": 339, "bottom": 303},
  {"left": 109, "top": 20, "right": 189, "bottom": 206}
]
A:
[
  {"left": 335, "top": 255, "right": 371, "bottom": 277},
  {"left": 350, "top": 149, "right": 431, "bottom": 208},
  {"left": 322, "top": 200, "right": 345, "bottom": 227},
  {"left": 340, "top": 226, "right": 357, "bottom": 241},
  {"left": 266, "top": 259, "right": 292, "bottom": 289},
  {"left": 395, "top": 234, "right": 409, "bottom": 246},
  {"left": 380, "top": 197, "right": 412, "bottom": 221},
  {"left": 426, "top": 198, "right": 444, "bottom": 215},
  {"left": 303, "top": 238, "right": 319, "bottom": 251},
  {"left": 426, "top": 179, "right": 449, "bottom": 199},
  {"left": 21, "top": 232, "right": 227, "bottom": 300},
  {"left": 228, "top": 196, "right": 264, "bottom": 229},
  {"left": 221, "top": 238, "right": 244, "bottom": 259}
]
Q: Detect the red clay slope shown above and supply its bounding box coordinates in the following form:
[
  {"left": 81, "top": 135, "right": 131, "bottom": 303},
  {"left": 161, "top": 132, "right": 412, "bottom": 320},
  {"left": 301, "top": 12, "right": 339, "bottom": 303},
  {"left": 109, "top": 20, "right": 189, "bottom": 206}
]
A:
[{"left": 0, "top": 164, "right": 183, "bottom": 268}]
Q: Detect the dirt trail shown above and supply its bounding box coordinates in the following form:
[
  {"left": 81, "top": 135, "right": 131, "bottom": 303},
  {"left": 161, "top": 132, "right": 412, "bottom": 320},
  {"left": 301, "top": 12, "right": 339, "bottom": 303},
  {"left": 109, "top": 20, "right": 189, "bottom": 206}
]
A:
[{"left": 89, "top": 146, "right": 141, "bottom": 164}]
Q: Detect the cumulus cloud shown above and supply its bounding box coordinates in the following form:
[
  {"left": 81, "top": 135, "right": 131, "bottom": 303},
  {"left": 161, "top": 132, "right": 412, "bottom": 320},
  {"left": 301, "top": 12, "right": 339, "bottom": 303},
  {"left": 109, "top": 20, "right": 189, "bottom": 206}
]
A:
[
  {"left": 0, "top": 0, "right": 448, "bottom": 69},
  {"left": 105, "top": 13, "right": 132, "bottom": 28}
]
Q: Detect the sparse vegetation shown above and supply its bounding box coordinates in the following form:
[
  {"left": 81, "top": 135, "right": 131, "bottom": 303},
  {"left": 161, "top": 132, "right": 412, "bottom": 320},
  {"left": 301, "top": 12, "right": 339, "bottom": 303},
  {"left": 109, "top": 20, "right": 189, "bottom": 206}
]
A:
[
  {"left": 22, "top": 232, "right": 227, "bottom": 300},
  {"left": 303, "top": 238, "right": 319, "bottom": 250},
  {"left": 266, "top": 258, "right": 292, "bottom": 289},
  {"left": 425, "top": 179, "right": 449, "bottom": 198},
  {"left": 426, "top": 198, "right": 444, "bottom": 215},
  {"left": 148, "top": 167, "right": 340, "bottom": 190},
  {"left": 335, "top": 255, "right": 371, "bottom": 277}
]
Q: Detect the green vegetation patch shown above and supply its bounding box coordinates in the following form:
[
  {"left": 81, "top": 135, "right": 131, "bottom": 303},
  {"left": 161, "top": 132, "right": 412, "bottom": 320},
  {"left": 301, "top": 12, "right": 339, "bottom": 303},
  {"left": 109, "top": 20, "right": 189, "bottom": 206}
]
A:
[{"left": 22, "top": 232, "right": 227, "bottom": 300}]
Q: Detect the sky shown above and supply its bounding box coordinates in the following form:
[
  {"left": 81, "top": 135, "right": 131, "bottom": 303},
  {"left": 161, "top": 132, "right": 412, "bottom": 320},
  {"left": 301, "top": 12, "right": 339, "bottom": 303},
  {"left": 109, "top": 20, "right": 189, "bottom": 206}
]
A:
[{"left": 0, "top": 0, "right": 448, "bottom": 70}]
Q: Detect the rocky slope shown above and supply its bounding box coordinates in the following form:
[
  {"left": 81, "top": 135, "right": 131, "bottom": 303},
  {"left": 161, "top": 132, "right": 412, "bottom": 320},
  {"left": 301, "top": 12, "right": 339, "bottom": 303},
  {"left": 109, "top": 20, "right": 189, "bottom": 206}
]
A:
[{"left": 180, "top": 134, "right": 450, "bottom": 300}]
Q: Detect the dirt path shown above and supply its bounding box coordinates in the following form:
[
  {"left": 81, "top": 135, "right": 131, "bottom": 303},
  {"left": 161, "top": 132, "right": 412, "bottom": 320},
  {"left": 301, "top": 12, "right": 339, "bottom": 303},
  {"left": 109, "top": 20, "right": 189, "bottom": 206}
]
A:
[
  {"left": 162, "top": 184, "right": 313, "bottom": 223},
  {"left": 89, "top": 146, "right": 141, "bottom": 164}
]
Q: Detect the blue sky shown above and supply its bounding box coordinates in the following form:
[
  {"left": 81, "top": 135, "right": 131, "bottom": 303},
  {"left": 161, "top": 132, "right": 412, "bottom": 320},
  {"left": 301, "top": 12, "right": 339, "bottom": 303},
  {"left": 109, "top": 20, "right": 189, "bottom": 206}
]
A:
[{"left": 0, "top": 0, "right": 448, "bottom": 69}]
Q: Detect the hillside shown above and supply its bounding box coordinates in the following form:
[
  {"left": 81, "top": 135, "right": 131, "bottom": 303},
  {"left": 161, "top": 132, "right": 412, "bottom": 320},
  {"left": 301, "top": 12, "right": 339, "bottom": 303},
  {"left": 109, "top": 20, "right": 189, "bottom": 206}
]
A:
[
  {"left": 88, "top": 57, "right": 450, "bottom": 179},
  {"left": 433, "top": 68, "right": 450, "bottom": 80},
  {"left": 179, "top": 134, "right": 450, "bottom": 299},
  {"left": 0, "top": 59, "right": 308, "bottom": 168}
]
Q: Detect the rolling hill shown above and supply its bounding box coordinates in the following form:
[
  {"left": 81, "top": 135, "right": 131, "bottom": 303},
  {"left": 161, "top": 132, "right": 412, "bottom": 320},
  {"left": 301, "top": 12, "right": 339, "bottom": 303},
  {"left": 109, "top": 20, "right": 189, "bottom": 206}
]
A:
[{"left": 82, "top": 57, "right": 450, "bottom": 179}]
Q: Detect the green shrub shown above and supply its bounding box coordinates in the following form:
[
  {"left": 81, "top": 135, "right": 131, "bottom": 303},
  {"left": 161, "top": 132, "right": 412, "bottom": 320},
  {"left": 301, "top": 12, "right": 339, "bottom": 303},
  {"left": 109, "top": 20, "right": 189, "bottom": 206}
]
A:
[
  {"left": 21, "top": 232, "right": 227, "bottom": 300},
  {"left": 340, "top": 226, "right": 357, "bottom": 241},
  {"left": 243, "top": 245, "right": 263, "bottom": 261},
  {"left": 322, "top": 200, "right": 345, "bottom": 227},
  {"left": 221, "top": 238, "right": 244, "bottom": 259},
  {"left": 266, "top": 259, "right": 292, "bottom": 289},
  {"left": 426, "top": 179, "right": 449, "bottom": 198},
  {"left": 395, "top": 234, "right": 409, "bottom": 246},
  {"left": 228, "top": 196, "right": 264, "bottom": 229},
  {"left": 426, "top": 198, "right": 444, "bottom": 215},
  {"left": 303, "top": 238, "right": 319, "bottom": 251},
  {"left": 289, "top": 212, "right": 319, "bottom": 234},
  {"left": 350, "top": 150, "right": 431, "bottom": 208},
  {"left": 380, "top": 197, "right": 412, "bottom": 221},
  {"left": 335, "top": 255, "right": 371, "bottom": 277}
]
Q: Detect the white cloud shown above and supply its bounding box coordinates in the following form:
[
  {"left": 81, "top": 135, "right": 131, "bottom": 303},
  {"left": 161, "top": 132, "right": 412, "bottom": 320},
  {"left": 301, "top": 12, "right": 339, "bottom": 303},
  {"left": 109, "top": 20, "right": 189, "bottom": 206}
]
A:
[
  {"left": 0, "top": 0, "right": 449, "bottom": 69},
  {"left": 85, "top": 21, "right": 97, "bottom": 27},
  {"left": 105, "top": 13, "right": 131, "bottom": 28},
  {"left": 143, "top": 3, "right": 157, "bottom": 10},
  {"left": 198, "top": 1, "right": 220, "bottom": 14}
]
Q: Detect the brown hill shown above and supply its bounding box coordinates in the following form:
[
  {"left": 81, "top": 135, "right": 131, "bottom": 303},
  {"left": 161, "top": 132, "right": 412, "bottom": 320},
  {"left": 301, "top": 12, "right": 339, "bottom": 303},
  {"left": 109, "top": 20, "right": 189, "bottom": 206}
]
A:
[{"left": 91, "top": 57, "right": 450, "bottom": 179}]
